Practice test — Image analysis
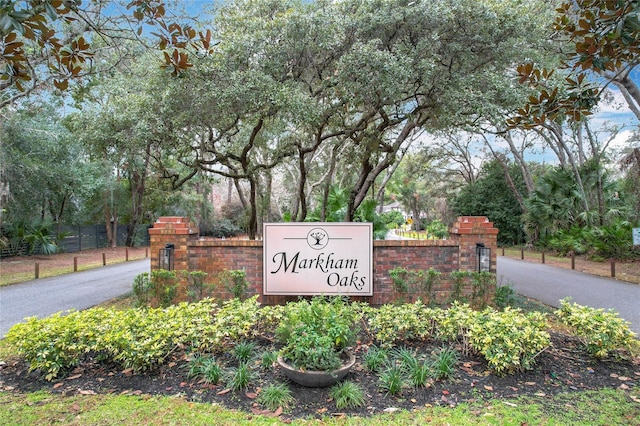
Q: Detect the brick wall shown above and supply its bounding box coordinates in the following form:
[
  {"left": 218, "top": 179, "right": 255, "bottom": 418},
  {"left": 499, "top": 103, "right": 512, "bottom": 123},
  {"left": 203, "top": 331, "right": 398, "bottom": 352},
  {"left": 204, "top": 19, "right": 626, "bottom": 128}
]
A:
[{"left": 149, "top": 216, "right": 498, "bottom": 306}]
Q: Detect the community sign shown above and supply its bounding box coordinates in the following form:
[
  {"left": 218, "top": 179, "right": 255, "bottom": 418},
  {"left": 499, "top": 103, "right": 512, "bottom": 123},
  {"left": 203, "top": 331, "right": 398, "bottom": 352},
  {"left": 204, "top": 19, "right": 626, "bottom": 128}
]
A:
[{"left": 263, "top": 223, "right": 373, "bottom": 296}]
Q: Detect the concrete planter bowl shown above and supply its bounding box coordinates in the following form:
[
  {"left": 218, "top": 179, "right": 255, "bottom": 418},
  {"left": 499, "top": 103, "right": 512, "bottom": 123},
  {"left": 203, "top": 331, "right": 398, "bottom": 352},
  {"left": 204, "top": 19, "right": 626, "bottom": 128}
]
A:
[{"left": 277, "top": 351, "right": 356, "bottom": 387}]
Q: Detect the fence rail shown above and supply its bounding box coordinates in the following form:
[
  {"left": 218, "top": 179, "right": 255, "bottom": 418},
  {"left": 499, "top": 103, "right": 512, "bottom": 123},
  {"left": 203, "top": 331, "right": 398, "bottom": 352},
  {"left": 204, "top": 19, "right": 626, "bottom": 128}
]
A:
[{"left": 1, "top": 224, "right": 150, "bottom": 258}]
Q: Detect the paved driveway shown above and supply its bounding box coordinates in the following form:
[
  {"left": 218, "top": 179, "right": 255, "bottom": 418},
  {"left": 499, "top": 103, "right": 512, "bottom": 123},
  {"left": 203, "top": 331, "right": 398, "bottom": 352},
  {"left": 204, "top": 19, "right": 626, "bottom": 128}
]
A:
[
  {"left": 0, "top": 259, "right": 149, "bottom": 337},
  {"left": 498, "top": 256, "right": 640, "bottom": 336}
]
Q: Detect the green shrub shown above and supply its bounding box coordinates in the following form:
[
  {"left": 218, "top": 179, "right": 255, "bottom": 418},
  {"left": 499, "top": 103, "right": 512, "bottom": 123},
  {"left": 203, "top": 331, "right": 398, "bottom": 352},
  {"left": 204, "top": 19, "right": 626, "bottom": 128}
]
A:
[
  {"left": 185, "top": 271, "right": 209, "bottom": 302},
  {"left": 132, "top": 273, "right": 152, "bottom": 307},
  {"left": 378, "top": 364, "right": 408, "bottom": 395},
  {"left": 150, "top": 269, "right": 178, "bottom": 307},
  {"left": 366, "top": 301, "right": 437, "bottom": 345},
  {"left": 556, "top": 298, "right": 637, "bottom": 359},
  {"left": 276, "top": 297, "right": 359, "bottom": 371},
  {"left": 494, "top": 283, "right": 516, "bottom": 309},
  {"left": 218, "top": 269, "right": 248, "bottom": 300},
  {"left": 467, "top": 307, "right": 550, "bottom": 375}
]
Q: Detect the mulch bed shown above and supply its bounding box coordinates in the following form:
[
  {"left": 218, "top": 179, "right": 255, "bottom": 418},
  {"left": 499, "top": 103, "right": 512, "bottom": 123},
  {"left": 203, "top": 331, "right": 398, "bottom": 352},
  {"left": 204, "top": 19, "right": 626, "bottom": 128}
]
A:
[{"left": 1, "top": 332, "right": 638, "bottom": 421}]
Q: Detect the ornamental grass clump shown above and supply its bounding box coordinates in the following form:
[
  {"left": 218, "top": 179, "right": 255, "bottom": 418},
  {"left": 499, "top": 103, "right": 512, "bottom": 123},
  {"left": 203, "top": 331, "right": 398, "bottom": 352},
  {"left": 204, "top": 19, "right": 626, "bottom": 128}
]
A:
[{"left": 276, "top": 296, "right": 359, "bottom": 371}]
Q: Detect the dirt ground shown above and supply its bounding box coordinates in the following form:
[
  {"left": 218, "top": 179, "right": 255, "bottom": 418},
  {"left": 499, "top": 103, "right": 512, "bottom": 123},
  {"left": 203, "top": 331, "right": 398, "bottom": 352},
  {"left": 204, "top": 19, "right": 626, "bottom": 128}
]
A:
[
  {"left": 1, "top": 328, "right": 639, "bottom": 421},
  {"left": 0, "top": 247, "right": 149, "bottom": 285},
  {"left": 2, "top": 247, "right": 638, "bottom": 286},
  {"left": 500, "top": 248, "right": 640, "bottom": 285}
]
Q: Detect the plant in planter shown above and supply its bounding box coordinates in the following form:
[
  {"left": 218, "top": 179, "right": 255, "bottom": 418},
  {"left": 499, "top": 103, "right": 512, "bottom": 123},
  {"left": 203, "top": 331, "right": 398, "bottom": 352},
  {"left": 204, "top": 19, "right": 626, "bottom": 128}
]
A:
[{"left": 276, "top": 296, "right": 359, "bottom": 387}]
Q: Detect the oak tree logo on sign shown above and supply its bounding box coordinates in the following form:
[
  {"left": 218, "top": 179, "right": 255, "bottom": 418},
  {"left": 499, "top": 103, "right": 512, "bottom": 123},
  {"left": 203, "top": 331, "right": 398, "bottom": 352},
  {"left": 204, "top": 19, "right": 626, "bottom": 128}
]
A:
[
  {"left": 307, "top": 228, "right": 328, "bottom": 250},
  {"left": 263, "top": 223, "right": 373, "bottom": 296}
]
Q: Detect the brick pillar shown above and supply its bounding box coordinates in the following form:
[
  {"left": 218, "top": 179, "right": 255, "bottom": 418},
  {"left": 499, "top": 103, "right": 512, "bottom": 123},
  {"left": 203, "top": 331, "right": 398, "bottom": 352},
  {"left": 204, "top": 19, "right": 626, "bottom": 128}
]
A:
[
  {"left": 450, "top": 216, "right": 498, "bottom": 273},
  {"left": 148, "top": 216, "right": 199, "bottom": 273}
]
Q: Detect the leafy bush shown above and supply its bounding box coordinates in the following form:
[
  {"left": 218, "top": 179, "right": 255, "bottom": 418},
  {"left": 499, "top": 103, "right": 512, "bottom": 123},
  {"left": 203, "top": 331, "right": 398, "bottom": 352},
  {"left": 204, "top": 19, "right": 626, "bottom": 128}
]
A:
[
  {"left": 494, "top": 283, "right": 516, "bottom": 309},
  {"left": 556, "top": 298, "right": 637, "bottom": 359},
  {"left": 218, "top": 269, "right": 248, "bottom": 299},
  {"left": 150, "top": 269, "right": 179, "bottom": 307},
  {"left": 467, "top": 308, "right": 550, "bottom": 375},
  {"left": 380, "top": 210, "right": 405, "bottom": 228},
  {"left": 5, "top": 297, "right": 266, "bottom": 380},
  {"left": 429, "top": 346, "right": 459, "bottom": 380},
  {"left": 185, "top": 271, "right": 210, "bottom": 302},
  {"left": 277, "top": 296, "right": 359, "bottom": 371},
  {"left": 199, "top": 218, "right": 243, "bottom": 238},
  {"left": 365, "top": 301, "right": 437, "bottom": 345},
  {"left": 132, "top": 273, "right": 152, "bottom": 307},
  {"left": 586, "top": 221, "right": 640, "bottom": 260}
]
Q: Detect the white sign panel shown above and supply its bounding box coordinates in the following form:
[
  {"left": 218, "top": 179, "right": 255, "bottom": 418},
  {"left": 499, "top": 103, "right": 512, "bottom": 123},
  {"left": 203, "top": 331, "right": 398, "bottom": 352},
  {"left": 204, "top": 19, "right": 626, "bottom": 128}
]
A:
[
  {"left": 633, "top": 228, "right": 640, "bottom": 246},
  {"left": 263, "top": 223, "right": 373, "bottom": 296}
]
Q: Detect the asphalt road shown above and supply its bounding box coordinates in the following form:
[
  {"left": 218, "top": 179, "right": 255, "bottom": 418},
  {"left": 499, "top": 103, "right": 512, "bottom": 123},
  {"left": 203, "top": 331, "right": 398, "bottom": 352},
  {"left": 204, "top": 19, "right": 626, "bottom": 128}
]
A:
[
  {"left": 497, "top": 256, "right": 640, "bottom": 336},
  {"left": 0, "top": 259, "right": 149, "bottom": 337},
  {"left": 1, "top": 256, "right": 637, "bottom": 338}
]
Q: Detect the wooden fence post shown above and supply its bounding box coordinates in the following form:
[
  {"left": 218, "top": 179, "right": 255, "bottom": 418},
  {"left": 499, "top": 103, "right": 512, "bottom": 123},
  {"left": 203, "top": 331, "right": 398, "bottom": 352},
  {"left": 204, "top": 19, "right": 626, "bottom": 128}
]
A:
[
  {"left": 35, "top": 263, "right": 39, "bottom": 279},
  {"left": 571, "top": 253, "right": 575, "bottom": 270},
  {"left": 102, "top": 252, "right": 106, "bottom": 266},
  {"left": 610, "top": 259, "right": 616, "bottom": 278},
  {"left": 74, "top": 257, "right": 78, "bottom": 272}
]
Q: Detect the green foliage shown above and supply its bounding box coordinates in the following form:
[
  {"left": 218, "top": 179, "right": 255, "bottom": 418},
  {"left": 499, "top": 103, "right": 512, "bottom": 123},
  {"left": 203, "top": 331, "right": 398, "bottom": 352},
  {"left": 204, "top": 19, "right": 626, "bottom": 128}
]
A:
[
  {"left": 329, "top": 381, "right": 366, "bottom": 409},
  {"left": 257, "top": 383, "right": 295, "bottom": 411},
  {"left": 132, "top": 273, "right": 152, "bottom": 307},
  {"left": 387, "top": 267, "right": 444, "bottom": 304},
  {"left": 378, "top": 364, "right": 409, "bottom": 396},
  {"left": 218, "top": 269, "right": 248, "bottom": 300},
  {"left": 226, "top": 361, "right": 254, "bottom": 392},
  {"left": 306, "top": 186, "right": 388, "bottom": 239},
  {"left": 467, "top": 308, "right": 550, "bottom": 375},
  {"left": 429, "top": 347, "right": 460, "bottom": 381},
  {"left": 365, "top": 301, "right": 438, "bottom": 345},
  {"left": 556, "top": 298, "right": 637, "bottom": 359},
  {"left": 5, "top": 297, "right": 265, "bottom": 381},
  {"left": 233, "top": 341, "right": 256, "bottom": 363},
  {"left": 380, "top": 210, "right": 405, "bottom": 228},
  {"left": 187, "top": 355, "right": 222, "bottom": 385},
  {"left": 260, "top": 350, "right": 278, "bottom": 370},
  {"left": 587, "top": 221, "right": 640, "bottom": 260},
  {"left": 450, "top": 160, "right": 527, "bottom": 245},
  {"left": 277, "top": 297, "right": 359, "bottom": 371},
  {"left": 185, "top": 271, "right": 209, "bottom": 302},
  {"left": 449, "top": 271, "right": 472, "bottom": 302},
  {"left": 363, "top": 345, "right": 388, "bottom": 373},
  {"left": 424, "top": 220, "right": 449, "bottom": 239},
  {"left": 494, "top": 284, "right": 516, "bottom": 310},
  {"left": 199, "top": 219, "right": 243, "bottom": 238},
  {"left": 150, "top": 269, "right": 178, "bottom": 308}
]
